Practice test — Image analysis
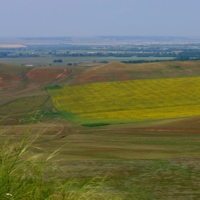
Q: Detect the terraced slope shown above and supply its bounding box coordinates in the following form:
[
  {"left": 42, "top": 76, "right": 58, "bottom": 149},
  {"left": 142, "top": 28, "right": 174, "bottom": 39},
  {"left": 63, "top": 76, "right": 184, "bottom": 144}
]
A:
[{"left": 48, "top": 76, "right": 200, "bottom": 126}]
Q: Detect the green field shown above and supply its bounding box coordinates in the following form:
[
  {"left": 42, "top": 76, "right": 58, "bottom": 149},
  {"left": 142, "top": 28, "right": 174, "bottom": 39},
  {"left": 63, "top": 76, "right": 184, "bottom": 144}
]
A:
[
  {"left": 0, "top": 96, "right": 49, "bottom": 114},
  {"left": 48, "top": 76, "right": 200, "bottom": 126}
]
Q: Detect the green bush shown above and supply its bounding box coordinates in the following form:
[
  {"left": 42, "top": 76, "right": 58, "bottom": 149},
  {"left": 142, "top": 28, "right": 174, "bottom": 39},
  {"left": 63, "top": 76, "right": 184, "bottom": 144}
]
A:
[{"left": 82, "top": 123, "right": 110, "bottom": 127}]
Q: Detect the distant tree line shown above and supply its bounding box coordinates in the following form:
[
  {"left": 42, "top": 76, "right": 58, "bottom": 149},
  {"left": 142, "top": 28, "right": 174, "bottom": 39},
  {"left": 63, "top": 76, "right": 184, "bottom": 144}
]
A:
[
  {"left": 176, "top": 51, "right": 200, "bottom": 60},
  {"left": 121, "top": 59, "right": 174, "bottom": 64},
  {"left": 51, "top": 52, "right": 176, "bottom": 58},
  {"left": 1, "top": 48, "right": 200, "bottom": 61},
  {"left": 53, "top": 59, "right": 63, "bottom": 63}
]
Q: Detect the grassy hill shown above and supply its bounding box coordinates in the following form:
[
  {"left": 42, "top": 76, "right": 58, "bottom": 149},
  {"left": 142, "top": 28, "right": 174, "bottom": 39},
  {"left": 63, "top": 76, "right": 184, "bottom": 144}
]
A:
[{"left": 73, "top": 60, "right": 200, "bottom": 84}]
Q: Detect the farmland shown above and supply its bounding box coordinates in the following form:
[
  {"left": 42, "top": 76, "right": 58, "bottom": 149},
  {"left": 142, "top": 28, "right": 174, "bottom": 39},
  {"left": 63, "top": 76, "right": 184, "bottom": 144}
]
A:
[
  {"left": 2, "top": 57, "right": 200, "bottom": 198},
  {"left": 48, "top": 76, "right": 200, "bottom": 126},
  {"left": 0, "top": 56, "right": 174, "bottom": 66}
]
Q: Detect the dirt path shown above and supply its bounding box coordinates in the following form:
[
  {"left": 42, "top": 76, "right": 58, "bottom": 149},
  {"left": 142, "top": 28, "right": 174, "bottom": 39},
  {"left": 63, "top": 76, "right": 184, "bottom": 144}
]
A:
[{"left": 51, "top": 125, "right": 67, "bottom": 139}]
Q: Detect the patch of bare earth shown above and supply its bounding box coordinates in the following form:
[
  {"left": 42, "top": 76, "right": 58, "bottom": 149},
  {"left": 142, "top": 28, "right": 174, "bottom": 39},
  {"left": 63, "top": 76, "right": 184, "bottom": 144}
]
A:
[
  {"left": 0, "top": 66, "right": 72, "bottom": 104},
  {"left": 0, "top": 44, "right": 26, "bottom": 48},
  {"left": 26, "top": 68, "right": 70, "bottom": 83}
]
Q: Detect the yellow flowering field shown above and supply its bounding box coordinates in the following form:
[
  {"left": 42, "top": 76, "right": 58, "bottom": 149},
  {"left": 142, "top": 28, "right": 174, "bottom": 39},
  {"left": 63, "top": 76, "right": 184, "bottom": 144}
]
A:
[{"left": 47, "top": 76, "right": 200, "bottom": 126}]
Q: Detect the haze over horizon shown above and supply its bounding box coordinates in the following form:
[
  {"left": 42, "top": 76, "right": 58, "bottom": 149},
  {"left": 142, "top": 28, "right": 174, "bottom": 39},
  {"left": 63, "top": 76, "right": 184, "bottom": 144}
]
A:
[{"left": 1, "top": 0, "right": 200, "bottom": 38}]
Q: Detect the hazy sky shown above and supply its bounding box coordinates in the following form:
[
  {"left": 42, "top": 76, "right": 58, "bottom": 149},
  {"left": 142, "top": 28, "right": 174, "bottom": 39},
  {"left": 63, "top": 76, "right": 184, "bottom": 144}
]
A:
[{"left": 1, "top": 0, "right": 200, "bottom": 37}]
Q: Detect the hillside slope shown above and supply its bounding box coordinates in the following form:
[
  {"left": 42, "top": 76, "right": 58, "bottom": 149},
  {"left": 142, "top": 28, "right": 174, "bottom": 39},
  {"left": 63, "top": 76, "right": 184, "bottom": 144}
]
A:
[{"left": 73, "top": 60, "right": 200, "bottom": 84}]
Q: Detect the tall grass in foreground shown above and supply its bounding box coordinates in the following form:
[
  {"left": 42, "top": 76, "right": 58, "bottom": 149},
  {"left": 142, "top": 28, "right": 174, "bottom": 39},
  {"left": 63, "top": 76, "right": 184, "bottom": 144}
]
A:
[{"left": 0, "top": 132, "right": 122, "bottom": 200}]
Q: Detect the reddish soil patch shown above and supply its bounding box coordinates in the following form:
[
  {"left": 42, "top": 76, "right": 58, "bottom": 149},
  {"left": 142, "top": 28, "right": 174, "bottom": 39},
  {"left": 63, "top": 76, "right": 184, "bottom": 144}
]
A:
[
  {"left": 120, "top": 77, "right": 141, "bottom": 81},
  {"left": 76, "top": 75, "right": 108, "bottom": 84},
  {"left": 76, "top": 72, "right": 142, "bottom": 84},
  {"left": 3, "top": 74, "right": 21, "bottom": 81},
  {"left": 0, "top": 83, "right": 11, "bottom": 87},
  {"left": 73, "top": 62, "right": 163, "bottom": 84},
  {"left": 0, "top": 68, "right": 72, "bottom": 103},
  {"left": 0, "top": 75, "right": 21, "bottom": 88},
  {"left": 75, "top": 68, "right": 142, "bottom": 84},
  {"left": 26, "top": 68, "right": 67, "bottom": 82}
]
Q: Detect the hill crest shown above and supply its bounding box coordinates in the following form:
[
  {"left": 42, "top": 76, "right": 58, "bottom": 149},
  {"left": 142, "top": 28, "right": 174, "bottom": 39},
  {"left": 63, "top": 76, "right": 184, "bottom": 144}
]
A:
[{"left": 72, "top": 60, "right": 200, "bottom": 85}]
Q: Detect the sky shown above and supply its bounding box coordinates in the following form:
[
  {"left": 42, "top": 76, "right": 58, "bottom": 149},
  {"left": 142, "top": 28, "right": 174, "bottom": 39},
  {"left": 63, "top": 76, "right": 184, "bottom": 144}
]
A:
[{"left": 1, "top": 0, "right": 200, "bottom": 37}]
